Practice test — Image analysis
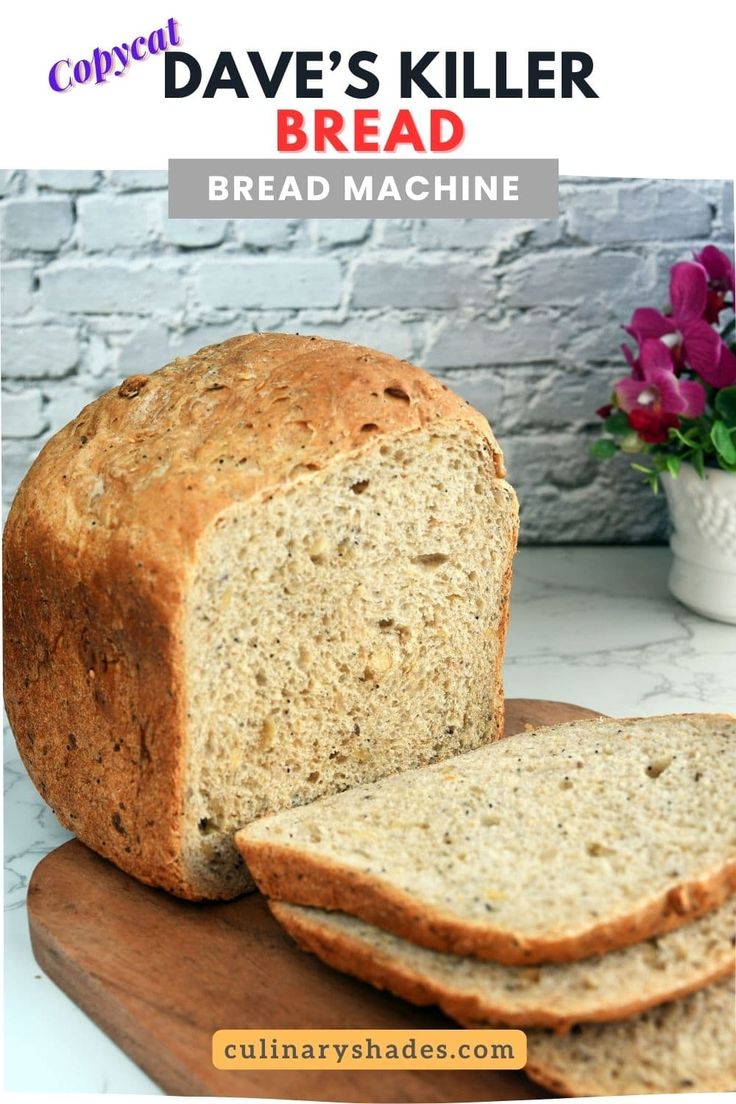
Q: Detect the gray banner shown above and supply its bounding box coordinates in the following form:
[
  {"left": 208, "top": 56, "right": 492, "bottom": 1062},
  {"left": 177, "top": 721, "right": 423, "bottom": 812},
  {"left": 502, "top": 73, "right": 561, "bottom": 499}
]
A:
[{"left": 168, "top": 159, "right": 558, "bottom": 219}]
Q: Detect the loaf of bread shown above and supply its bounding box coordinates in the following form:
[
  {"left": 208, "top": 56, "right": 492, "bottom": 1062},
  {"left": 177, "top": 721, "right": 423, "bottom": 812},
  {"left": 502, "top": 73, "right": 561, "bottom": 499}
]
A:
[
  {"left": 524, "top": 979, "right": 736, "bottom": 1095},
  {"left": 270, "top": 896, "right": 736, "bottom": 1029},
  {"left": 3, "top": 333, "right": 518, "bottom": 899},
  {"left": 238, "top": 713, "right": 736, "bottom": 961}
]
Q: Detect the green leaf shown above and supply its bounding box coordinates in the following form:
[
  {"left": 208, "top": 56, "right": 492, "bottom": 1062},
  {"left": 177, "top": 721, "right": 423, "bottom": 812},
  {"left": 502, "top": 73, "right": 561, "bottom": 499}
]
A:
[
  {"left": 715, "top": 386, "right": 736, "bottom": 425},
  {"left": 692, "top": 449, "right": 706, "bottom": 478},
  {"left": 665, "top": 455, "right": 681, "bottom": 477},
  {"left": 629, "top": 462, "right": 657, "bottom": 491},
  {"left": 591, "top": 438, "right": 618, "bottom": 460},
  {"left": 670, "top": 427, "right": 700, "bottom": 448},
  {"left": 711, "top": 420, "right": 736, "bottom": 465},
  {"left": 604, "top": 411, "right": 631, "bottom": 435}
]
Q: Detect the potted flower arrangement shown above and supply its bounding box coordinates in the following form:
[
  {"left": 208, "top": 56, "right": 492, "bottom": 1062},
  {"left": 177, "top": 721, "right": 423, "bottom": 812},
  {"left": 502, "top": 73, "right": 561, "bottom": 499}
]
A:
[{"left": 593, "top": 245, "right": 736, "bottom": 624}]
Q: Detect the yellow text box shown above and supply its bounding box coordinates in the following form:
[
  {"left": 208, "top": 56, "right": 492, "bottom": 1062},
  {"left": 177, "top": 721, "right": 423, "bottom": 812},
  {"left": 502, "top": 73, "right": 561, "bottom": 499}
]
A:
[{"left": 213, "top": 1029, "right": 526, "bottom": 1070}]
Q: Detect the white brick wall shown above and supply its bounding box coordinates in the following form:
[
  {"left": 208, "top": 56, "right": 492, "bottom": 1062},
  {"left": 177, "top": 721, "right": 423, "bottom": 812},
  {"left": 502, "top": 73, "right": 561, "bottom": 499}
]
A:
[
  {"left": 1, "top": 169, "right": 733, "bottom": 542},
  {"left": 195, "top": 257, "right": 344, "bottom": 309},
  {"left": 1, "top": 196, "right": 74, "bottom": 252}
]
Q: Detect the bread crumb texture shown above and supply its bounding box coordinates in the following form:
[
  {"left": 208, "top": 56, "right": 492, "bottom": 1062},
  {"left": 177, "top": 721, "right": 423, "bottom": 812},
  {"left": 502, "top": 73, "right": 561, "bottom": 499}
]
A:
[
  {"left": 183, "top": 424, "right": 516, "bottom": 895},
  {"left": 525, "top": 978, "right": 736, "bottom": 1095},
  {"left": 3, "top": 332, "right": 517, "bottom": 898}
]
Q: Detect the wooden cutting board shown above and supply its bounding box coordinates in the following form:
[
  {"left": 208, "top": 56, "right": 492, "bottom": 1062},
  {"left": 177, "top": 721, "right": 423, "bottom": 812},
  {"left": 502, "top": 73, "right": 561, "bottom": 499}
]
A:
[{"left": 28, "top": 699, "right": 601, "bottom": 1101}]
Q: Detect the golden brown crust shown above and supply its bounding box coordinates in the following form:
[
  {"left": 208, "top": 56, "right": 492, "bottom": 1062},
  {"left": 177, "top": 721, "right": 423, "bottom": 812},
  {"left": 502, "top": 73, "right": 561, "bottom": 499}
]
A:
[
  {"left": 270, "top": 901, "right": 734, "bottom": 1031},
  {"left": 15, "top": 332, "right": 503, "bottom": 575},
  {"left": 240, "top": 836, "right": 736, "bottom": 964},
  {"left": 522, "top": 1062, "right": 575, "bottom": 1096},
  {"left": 3, "top": 489, "right": 191, "bottom": 896},
  {"left": 3, "top": 332, "right": 508, "bottom": 899}
]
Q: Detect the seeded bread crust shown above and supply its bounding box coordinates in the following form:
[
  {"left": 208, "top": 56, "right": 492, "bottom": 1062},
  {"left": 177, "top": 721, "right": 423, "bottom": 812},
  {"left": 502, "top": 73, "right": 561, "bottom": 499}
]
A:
[
  {"left": 3, "top": 333, "right": 510, "bottom": 900},
  {"left": 270, "top": 898, "right": 736, "bottom": 1030},
  {"left": 238, "top": 714, "right": 736, "bottom": 962}
]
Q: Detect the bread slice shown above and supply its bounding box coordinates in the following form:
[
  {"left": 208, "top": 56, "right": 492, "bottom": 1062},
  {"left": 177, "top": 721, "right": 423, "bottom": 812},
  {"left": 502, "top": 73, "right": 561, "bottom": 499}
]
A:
[
  {"left": 270, "top": 896, "right": 736, "bottom": 1030},
  {"left": 238, "top": 713, "right": 736, "bottom": 963},
  {"left": 524, "top": 978, "right": 736, "bottom": 1095},
  {"left": 3, "top": 333, "right": 517, "bottom": 900}
]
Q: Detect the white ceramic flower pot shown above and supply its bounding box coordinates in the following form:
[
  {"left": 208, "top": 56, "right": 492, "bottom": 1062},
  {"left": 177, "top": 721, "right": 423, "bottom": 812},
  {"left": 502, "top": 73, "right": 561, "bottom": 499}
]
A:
[{"left": 661, "top": 464, "right": 736, "bottom": 624}]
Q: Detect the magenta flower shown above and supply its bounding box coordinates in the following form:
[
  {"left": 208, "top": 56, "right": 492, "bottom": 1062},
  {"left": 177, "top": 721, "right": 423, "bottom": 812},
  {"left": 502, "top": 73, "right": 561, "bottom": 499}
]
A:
[
  {"left": 694, "top": 244, "right": 735, "bottom": 297},
  {"left": 694, "top": 244, "right": 735, "bottom": 324},
  {"left": 594, "top": 243, "right": 736, "bottom": 471},
  {"left": 615, "top": 339, "right": 706, "bottom": 421},
  {"left": 621, "top": 342, "right": 643, "bottom": 379},
  {"left": 625, "top": 260, "right": 736, "bottom": 388}
]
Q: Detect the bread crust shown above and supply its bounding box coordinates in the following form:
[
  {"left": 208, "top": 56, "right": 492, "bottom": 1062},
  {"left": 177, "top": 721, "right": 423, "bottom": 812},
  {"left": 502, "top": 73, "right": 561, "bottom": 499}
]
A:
[
  {"left": 240, "top": 837, "right": 736, "bottom": 965},
  {"left": 3, "top": 490, "right": 191, "bottom": 896},
  {"left": 490, "top": 978, "right": 736, "bottom": 1094},
  {"left": 3, "top": 332, "right": 511, "bottom": 899},
  {"left": 523, "top": 1058, "right": 735, "bottom": 1097},
  {"left": 270, "top": 900, "right": 735, "bottom": 1031}
]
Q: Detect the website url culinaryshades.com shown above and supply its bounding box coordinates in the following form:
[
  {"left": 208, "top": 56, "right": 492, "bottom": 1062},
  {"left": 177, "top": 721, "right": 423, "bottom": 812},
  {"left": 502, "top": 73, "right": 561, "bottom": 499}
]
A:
[{"left": 212, "top": 1029, "right": 527, "bottom": 1070}]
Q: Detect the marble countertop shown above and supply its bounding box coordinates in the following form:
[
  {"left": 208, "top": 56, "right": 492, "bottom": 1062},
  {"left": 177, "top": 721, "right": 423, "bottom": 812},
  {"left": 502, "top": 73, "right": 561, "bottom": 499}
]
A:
[{"left": 5, "top": 546, "right": 735, "bottom": 1095}]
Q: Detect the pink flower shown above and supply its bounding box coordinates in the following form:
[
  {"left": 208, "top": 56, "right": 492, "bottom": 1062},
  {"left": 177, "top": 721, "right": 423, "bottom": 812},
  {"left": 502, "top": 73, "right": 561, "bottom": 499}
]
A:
[
  {"left": 615, "top": 339, "right": 706, "bottom": 423},
  {"left": 625, "top": 260, "right": 736, "bottom": 388},
  {"left": 694, "top": 245, "right": 735, "bottom": 323},
  {"left": 621, "top": 342, "right": 643, "bottom": 379},
  {"left": 694, "top": 245, "right": 735, "bottom": 297}
]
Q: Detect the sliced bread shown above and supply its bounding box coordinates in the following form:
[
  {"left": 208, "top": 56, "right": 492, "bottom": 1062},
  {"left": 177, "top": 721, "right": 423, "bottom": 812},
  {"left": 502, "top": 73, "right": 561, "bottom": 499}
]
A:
[
  {"left": 524, "top": 978, "right": 736, "bottom": 1095},
  {"left": 238, "top": 713, "right": 736, "bottom": 963},
  {"left": 270, "top": 896, "right": 736, "bottom": 1029}
]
